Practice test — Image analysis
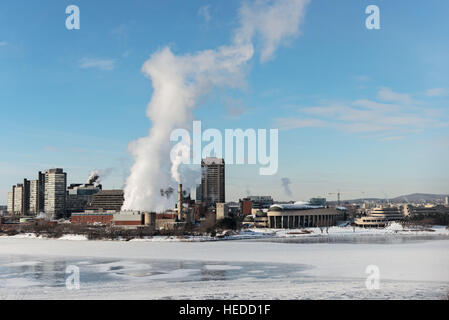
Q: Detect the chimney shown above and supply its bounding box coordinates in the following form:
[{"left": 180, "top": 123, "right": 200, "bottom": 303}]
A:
[{"left": 178, "top": 184, "right": 183, "bottom": 221}]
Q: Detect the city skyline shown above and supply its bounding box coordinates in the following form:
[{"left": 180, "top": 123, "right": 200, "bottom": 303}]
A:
[{"left": 1, "top": 0, "right": 449, "bottom": 205}]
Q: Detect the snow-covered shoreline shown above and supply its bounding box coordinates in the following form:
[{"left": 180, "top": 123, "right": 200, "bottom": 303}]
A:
[{"left": 2, "top": 223, "right": 448, "bottom": 242}]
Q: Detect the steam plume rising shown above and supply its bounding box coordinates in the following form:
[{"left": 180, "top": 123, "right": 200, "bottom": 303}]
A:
[
  {"left": 86, "top": 168, "right": 113, "bottom": 186},
  {"left": 281, "top": 177, "right": 293, "bottom": 198},
  {"left": 122, "top": 0, "right": 310, "bottom": 212},
  {"left": 86, "top": 170, "right": 100, "bottom": 185}
]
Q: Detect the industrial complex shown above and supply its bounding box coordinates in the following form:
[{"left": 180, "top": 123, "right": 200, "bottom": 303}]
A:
[{"left": 2, "top": 157, "right": 449, "bottom": 232}]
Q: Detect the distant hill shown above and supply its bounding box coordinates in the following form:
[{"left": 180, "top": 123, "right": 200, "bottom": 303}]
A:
[
  {"left": 337, "top": 193, "right": 448, "bottom": 204},
  {"left": 390, "top": 193, "right": 448, "bottom": 203}
]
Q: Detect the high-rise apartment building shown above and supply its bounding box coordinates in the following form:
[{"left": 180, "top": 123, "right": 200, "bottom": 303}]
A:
[
  {"left": 7, "top": 180, "right": 30, "bottom": 215},
  {"left": 201, "top": 157, "right": 225, "bottom": 207},
  {"left": 44, "top": 168, "right": 67, "bottom": 219},
  {"left": 7, "top": 192, "right": 14, "bottom": 214},
  {"left": 29, "top": 180, "right": 39, "bottom": 214}
]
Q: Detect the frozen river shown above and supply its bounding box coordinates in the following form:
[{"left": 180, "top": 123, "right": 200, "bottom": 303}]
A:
[{"left": 0, "top": 236, "right": 448, "bottom": 299}]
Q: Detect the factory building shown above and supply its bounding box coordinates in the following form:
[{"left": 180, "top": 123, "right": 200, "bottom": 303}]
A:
[
  {"left": 201, "top": 157, "right": 225, "bottom": 207},
  {"left": 44, "top": 169, "right": 67, "bottom": 220},
  {"left": 66, "top": 183, "right": 101, "bottom": 216},
  {"left": 267, "top": 202, "right": 340, "bottom": 229},
  {"left": 71, "top": 210, "right": 156, "bottom": 229},
  {"left": 71, "top": 210, "right": 114, "bottom": 225},
  {"left": 86, "top": 190, "right": 124, "bottom": 211}
]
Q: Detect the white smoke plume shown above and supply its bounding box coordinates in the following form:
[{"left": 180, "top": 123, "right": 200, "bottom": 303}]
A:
[
  {"left": 281, "top": 177, "right": 293, "bottom": 198},
  {"left": 86, "top": 168, "right": 113, "bottom": 185},
  {"left": 122, "top": 0, "right": 310, "bottom": 212}
]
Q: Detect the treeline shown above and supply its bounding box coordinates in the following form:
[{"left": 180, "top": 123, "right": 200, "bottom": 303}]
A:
[
  {"left": 0, "top": 216, "right": 244, "bottom": 240},
  {"left": 405, "top": 212, "right": 449, "bottom": 227}
]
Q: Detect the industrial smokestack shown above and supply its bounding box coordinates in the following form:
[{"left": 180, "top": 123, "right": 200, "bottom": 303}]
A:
[{"left": 178, "top": 184, "right": 183, "bottom": 221}]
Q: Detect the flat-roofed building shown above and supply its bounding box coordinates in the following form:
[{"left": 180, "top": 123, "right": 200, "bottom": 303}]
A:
[
  {"left": 87, "top": 190, "right": 124, "bottom": 211},
  {"left": 267, "top": 202, "right": 339, "bottom": 229},
  {"left": 355, "top": 206, "right": 404, "bottom": 228},
  {"left": 66, "top": 183, "right": 101, "bottom": 216}
]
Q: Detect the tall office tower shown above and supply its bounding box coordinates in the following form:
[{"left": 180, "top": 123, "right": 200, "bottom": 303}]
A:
[
  {"left": 446, "top": 196, "right": 449, "bottom": 206},
  {"left": 44, "top": 168, "right": 67, "bottom": 219},
  {"left": 201, "top": 157, "right": 225, "bottom": 207}
]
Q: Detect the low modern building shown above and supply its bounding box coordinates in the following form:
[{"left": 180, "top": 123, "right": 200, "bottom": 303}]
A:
[
  {"left": 239, "top": 199, "right": 252, "bottom": 215},
  {"left": 216, "top": 203, "right": 229, "bottom": 220},
  {"left": 71, "top": 210, "right": 156, "bottom": 229},
  {"left": 267, "top": 202, "right": 340, "bottom": 229},
  {"left": 71, "top": 210, "right": 114, "bottom": 225},
  {"left": 403, "top": 204, "right": 449, "bottom": 217},
  {"left": 354, "top": 206, "right": 404, "bottom": 228}
]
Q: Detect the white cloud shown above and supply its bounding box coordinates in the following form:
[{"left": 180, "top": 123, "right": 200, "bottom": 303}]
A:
[
  {"left": 0, "top": 41, "right": 8, "bottom": 47},
  {"left": 274, "top": 118, "right": 327, "bottom": 130},
  {"left": 275, "top": 87, "right": 446, "bottom": 136},
  {"left": 380, "top": 136, "right": 404, "bottom": 141},
  {"left": 236, "top": 0, "right": 310, "bottom": 62},
  {"left": 377, "top": 87, "right": 415, "bottom": 105},
  {"left": 198, "top": 5, "right": 212, "bottom": 22},
  {"left": 79, "top": 58, "right": 116, "bottom": 71},
  {"left": 354, "top": 75, "right": 370, "bottom": 82},
  {"left": 426, "top": 88, "right": 448, "bottom": 97}
]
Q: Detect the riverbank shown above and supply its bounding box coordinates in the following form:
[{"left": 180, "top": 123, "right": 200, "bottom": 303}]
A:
[{"left": 1, "top": 222, "right": 448, "bottom": 242}]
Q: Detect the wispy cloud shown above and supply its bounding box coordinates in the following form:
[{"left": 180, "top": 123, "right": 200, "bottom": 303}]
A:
[
  {"left": 44, "top": 146, "right": 59, "bottom": 153},
  {"left": 274, "top": 87, "right": 447, "bottom": 137},
  {"left": 354, "top": 75, "right": 370, "bottom": 83},
  {"left": 237, "top": 0, "right": 310, "bottom": 62},
  {"left": 274, "top": 117, "right": 327, "bottom": 130},
  {"left": 198, "top": 5, "right": 212, "bottom": 22},
  {"left": 377, "top": 87, "right": 415, "bottom": 105},
  {"left": 224, "top": 97, "right": 248, "bottom": 118},
  {"left": 79, "top": 58, "right": 116, "bottom": 71},
  {"left": 426, "top": 87, "right": 448, "bottom": 97},
  {"left": 380, "top": 136, "right": 404, "bottom": 142},
  {"left": 0, "top": 41, "right": 8, "bottom": 47}
]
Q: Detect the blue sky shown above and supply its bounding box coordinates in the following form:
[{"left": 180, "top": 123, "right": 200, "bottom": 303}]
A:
[{"left": 1, "top": 0, "right": 448, "bottom": 204}]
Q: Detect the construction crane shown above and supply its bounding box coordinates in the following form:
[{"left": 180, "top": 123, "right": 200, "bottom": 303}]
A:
[
  {"left": 327, "top": 191, "right": 342, "bottom": 206},
  {"left": 327, "top": 190, "right": 364, "bottom": 206}
]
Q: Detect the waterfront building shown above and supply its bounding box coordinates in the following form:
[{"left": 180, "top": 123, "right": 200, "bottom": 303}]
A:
[
  {"left": 267, "top": 202, "right": 339, "bottom": 229},
  {"left": 354, "top": 206, "right": 404, "bottom": 228}
]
